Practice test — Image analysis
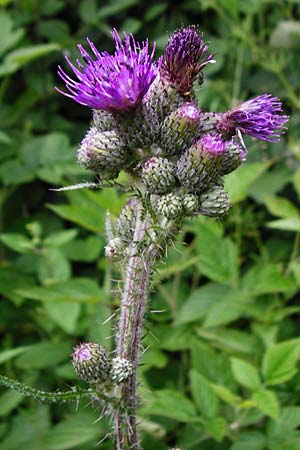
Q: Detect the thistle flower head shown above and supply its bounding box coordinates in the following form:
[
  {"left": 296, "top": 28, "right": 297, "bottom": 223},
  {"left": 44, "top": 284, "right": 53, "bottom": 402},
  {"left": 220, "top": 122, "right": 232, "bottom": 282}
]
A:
[
  {"left": 57, "top": 29, "right": 160, "bottom": 113},
  {"left": 161, "top": 26, "right": 215, "bottom": 94},
  {"left": 72, "top": 342, "right": 110, "bottom": 383},
  {"left": 200, "top": 133, "right": 227, "bottom": 157},
  {"left": 218, "top": 94, "right": 289, "bottom": 142}
]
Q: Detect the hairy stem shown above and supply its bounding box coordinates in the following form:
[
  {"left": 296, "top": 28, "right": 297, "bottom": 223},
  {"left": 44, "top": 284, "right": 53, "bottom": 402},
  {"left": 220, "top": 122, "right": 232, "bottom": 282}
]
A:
[{"left": 115, "top": 203, "right": 158, "bottom": 450}]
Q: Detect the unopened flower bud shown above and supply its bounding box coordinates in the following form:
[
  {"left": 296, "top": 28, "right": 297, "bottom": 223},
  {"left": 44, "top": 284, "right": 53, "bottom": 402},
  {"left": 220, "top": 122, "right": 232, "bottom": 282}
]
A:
[
  {"left": 92, "top": 109, "right": 115, "bottom": 131},
  {"left": 72, "top": 342, "right": 110, "bottom": 384},
  {"left": 105, "top": 237, "right": 125, "bottom": 261},
  {"left": 220, "top": 139, "right": 245, "bottom": 175},
  {"left": 176, "top": 133, "right": 227, "bottom": 192},
  {"left": 77, "top": 128, "right": 127, "bottom": 175},
  {"left": 109, "top": 357, "right": 133, "bottom": 383},
  {"left": 142, "top": 157, "right": 176, "bottom": 194},
  {"left": 199, "top": 185, "right": 230, "bottom": 217},
  {"left": 153, "top": 193, "right": 183, "bottom": 219},
  {"left": 160, "top": 103, "right": 201, "bottom": 155},
  {"left": 116, "top": 199, "right": 139, "bottom": 242},
  {"left": 182, "top": 193, "right": 199, "bottom": 215}
]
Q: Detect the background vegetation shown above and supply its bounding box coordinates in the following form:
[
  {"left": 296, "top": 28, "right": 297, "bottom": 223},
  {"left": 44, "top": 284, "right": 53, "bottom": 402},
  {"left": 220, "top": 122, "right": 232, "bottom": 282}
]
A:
[{"left": 0, "top": 0, "right": 300, "bottom": 449}]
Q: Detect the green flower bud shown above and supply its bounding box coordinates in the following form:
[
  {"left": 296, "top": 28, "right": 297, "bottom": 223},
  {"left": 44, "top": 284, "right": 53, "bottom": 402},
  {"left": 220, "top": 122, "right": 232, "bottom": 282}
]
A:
[
  {"left": 77, "top": 128, "right": 127, "bottom": 176},
  {"left": 220, "top": 139, "right": 245, "bottom": 175},
  {"left": 109, "top": 357, "right": 133, "bottom": 383},
  {"left": 153, "top": 193, "right": 183, "bottom": 219},
  {"left": 72, "top": 343, "right": 110, "bottom": 384},
  {"left": 160, "top": 103, "right": 200, "bottom": 155},
  {"left": 199, "top": 185, "right": 231, "bottom": 217},
  {"left": 92, "top": 109, "right": 115, "bottom": 132},
  {"left": 142, "top": 157, "right": 176, "bottom": 194},
  {"left": 105, "top": 237, "right": 125, "bottom": 261},
  {"left": 176, "top": 133, "right": 227, "bottom": 192},
  {"left": 116, "top": 199, "right": 138, "bottom": 242},
  {"left": 182, "top": 194, "right": 199, "bottom": 215}
]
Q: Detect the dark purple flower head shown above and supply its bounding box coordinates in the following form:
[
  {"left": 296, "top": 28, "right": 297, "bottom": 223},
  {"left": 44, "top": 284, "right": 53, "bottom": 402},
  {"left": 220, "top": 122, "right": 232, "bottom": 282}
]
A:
[
  {"left": 56, "top": 29, "right": 160, "bottom": 113},
  {"left": 218, "top": 94, "right": 289, "bottom": 142},
  {"left": 161, "top": 26, "right": 215, "bottom": 94},
  {"left": 200, "top": 133, "right": 227, "bottom": 157}
]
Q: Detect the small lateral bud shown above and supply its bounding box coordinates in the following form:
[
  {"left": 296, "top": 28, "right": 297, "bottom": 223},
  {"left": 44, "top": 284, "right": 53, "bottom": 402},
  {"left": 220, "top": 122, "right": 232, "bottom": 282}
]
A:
[
  {"left": 160, "top": 103, "right": 201, "bottom": 155},
  {"left": 72, "top": 342, "right": 110, "bottom": 384},
  {"left": 199, "top": 185, "right": 231, "bottom": 217},
  {"left": 105, "top": 237, "right": 125, "bottom": 261},
  {"left": 153, "top": 193, "right": 183, "bottom": 219},
  {"left": 220, "top": 139, "right": 245, "bottom": 175},
  {"left": 109, "top": 357, "right": 133, "bottom": 383},
  {"left": 77, "top": 128, "right": 127, "bottom": 175},
  {"left": 182, "top": 193, "right": 199, "bottom": 215},
  {"left": 116, "top": 199, "right": 139, "bottom": 242},
  {"left": 142, "top": 157, "right": 176, "bottom": 194}
]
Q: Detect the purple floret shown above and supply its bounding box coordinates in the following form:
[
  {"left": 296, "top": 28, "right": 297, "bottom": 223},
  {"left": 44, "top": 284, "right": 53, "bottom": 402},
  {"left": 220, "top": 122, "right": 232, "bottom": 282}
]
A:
[
  {"left": 56, "top": 29, "right": 160, "bottom": 113},
  {"left": 161, "top": 26, "right": 215, "bottom": 94},
  {"left": 200, "top": 133, "right": 228, "bottom": 157},
  {"left": 218, "top": 94, "right": 289, "bottom": 142}
]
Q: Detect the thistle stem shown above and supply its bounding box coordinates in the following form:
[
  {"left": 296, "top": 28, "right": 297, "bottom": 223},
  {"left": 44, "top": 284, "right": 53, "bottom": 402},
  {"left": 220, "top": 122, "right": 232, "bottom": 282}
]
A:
[{"left": 115, "top": 202, "right": 158, "bottom": 450}]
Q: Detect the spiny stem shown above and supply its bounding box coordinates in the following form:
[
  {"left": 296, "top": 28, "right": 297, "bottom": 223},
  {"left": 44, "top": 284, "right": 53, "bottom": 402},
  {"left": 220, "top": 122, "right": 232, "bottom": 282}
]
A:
[{"left": 115, "top": 203, "right": 158, "bottom": 450}]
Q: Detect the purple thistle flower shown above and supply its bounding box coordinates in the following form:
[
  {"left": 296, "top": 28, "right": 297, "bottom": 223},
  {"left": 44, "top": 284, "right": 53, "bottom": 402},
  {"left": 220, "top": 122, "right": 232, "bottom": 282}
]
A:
[
  {"left": 56, "top": 29, "right": 160, "bottom": 113},
  {"left": 218, "top": 94, "right": 289, "bottom": 142},
  {"left": 161, "top": 25, "right": 215, "bottom": 94},
  {"left": 200, "top": 133, "right": 227, "bottom": 157},
  {"left": 177, "top": 102, "right": 201, "bottom": 121}
]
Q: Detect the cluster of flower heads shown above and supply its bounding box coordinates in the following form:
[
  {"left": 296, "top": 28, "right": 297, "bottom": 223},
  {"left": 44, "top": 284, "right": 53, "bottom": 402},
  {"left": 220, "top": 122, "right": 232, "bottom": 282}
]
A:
[{"left": 57, "top": 26, "right": 288, "bottom": 221}]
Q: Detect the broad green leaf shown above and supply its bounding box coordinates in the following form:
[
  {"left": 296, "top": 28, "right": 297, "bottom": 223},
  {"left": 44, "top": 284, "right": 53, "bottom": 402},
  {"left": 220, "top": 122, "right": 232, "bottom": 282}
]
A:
[
  {"left": 241, "top": 264, "right": 296, "bottom": 295},
  {"left": 16, "top": 278, "right": 104, "bottom": 304},
  {"left": 48, "top": 204, "right": 104, "bottom": 233},
  {"left": 15, "top": 341, "right": 71, "bottom": 369},
  {"left": 197, "top": 328, "right": 258, "bottom": 355},
  {"left": 44, "top": 229, "right": 78, "bottom": 247},
  {"left": 44, "top": 412, "right": 101, "bottom": 449},
  {"left": 230, "top": 432, "right": 267, "bottom": 450},
  {"left": 43, "top": 301, "right": 81, "bottom": 334},
  {"left": 37, "top": 249, "right": 71, "bottom": 284},
  {"left": 230, "top": 358, "right": 261, "bottom": 391},
  {"left": 140, "top": 389, "right": 197, "bottom": 422},
  {"left": 61, "top": 235, "right": 103, "bottom": 262},
  {"left": 0, "top": 159, "right": 35, "bottom": 185},
  {"left": 203, "top": 292, "right": 246, "bottom": 328},
  {"left": 252, "top": 389, "right": 279, "bottom": 419},
  {"left": 0, "top": 12, "right": 24, "bottom": 56},
  {"left": 0, "top": 346, "right": 31, "bottom": 365},
  {"left": 263, "top": 195, "right": 299, "bottom": 219},
  {"left": 224, "top": 161, "right": 270, "bottom": 204},
  {"left": 190, "top": 370, "right": 219, "bottom": 418},
  {"left": 0, "top": 267, "right": 34, "bottom": 302},
  {"left": 0, "top": 390, "right": 23, "bottom": 416},
  {"left": 268, "top": 407, "right": 300, "bottom": 439},
  {"left": 210, "top": 384, "right": 240, "bottom": 406},
  {"left": 267, "top": 218, "right": 300, "bottom": 232},
  {"left": 195, "top": 224, "right": 239, "bottom": 285},
  {"left": 204, "top": 417, "right": 227, "bottom": 442},
  {"left": 249, "top": 165, "right": 291, "bottom": 203},
  {"left": 262, "top": 339, "right": 300, "bottom": 385},
  {"left": 0, "top": 233, "right": 33, "bottom": 253}
]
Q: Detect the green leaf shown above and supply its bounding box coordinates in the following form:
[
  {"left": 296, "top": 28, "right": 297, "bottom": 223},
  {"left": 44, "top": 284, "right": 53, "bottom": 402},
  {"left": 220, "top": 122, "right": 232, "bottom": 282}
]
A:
[
  {"left": 204, "top": 417, "right": 227, "bottom": 442},
  {"left": 268, "top": 407, "right": 300, "bottom": 439},
  {"left": 16, "top": 278, "right": 104, "bottom": 304},
  {"left": 61, "top": 235, "right": 103, "bottom": 262},
  {"left": 0, "top": 233, "right": 33, "bottom": 254},
  {"left": 44, "top": 229, "right": 78, "bottom": 248},
  {"left": 190, "top": 370, "right": 219, "bottom": 418},
  {"left": 262, "top": 339, "right": 300, "bottom": 385},
  {"left": 44, "top": 412, "right": 102, "bottom": 449},
  {"left": 43, "top": 301, "right": 80, "bottom": 334},
  {"left": 263, "top": 195, "right": 299, "bottom": 219},
  {"left": 230, "top": 358, "right": 261, "bottom": 391},
  {"left": 230, "top": 432, "right": 267, "bottom": 450},
  {"left": 0, "top": 390, "right": 23, "bottom": 416},
  {"left": 224, "top": 161, "right": 270, "bottom": 204},
  {"left": 0, "top": 12, "right": 24, "bottom": 56},
  {"left": 0, "top": 267, "right": 34, "bottom": 302},
  {"left": 48, "top": 204, "right": 104, "bottom": 233},
  {"left": 210, "top": 384, "right": 240, "bottom": 406},
  {"left": 241, "top": 264, "right": 296, "bottom": 295},
  {"left": 195, "top": 224, "right": 239, "bottom": 285},
  {"left": 267, "top": 218, "right": 300, "bottom": 232},
  {"left": 15, "top": 341, "right": 71, "bottom": 369},
  {"left": 37, "top": 249, "right": 71, "bottom": 284},
  {"left": 0, "top": 346, "right": 31, "bottom": 365},
  {"left": 252, "top": 389, "right": 279, "bottom": 419},
  {"left": 196, "top": 328, "right": 258, "bottom": 355},
  {"left": 140, "top": 389, "right": 197, "bottom": 422}
]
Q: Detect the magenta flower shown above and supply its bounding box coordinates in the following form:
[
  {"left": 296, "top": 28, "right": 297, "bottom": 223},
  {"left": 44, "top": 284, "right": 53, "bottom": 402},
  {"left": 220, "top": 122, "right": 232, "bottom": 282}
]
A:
[
  {"left": 200, "top": 133, "right": 228, "bottom": 157},
  {"left": 56, "top": 29, "right": 160, "bottom": 113},
  {"left": 218, "top": 94, "right": 289, "bottom": 142},
  {"left": 161, "top": 26, "right": 215, "bottom": 94}
]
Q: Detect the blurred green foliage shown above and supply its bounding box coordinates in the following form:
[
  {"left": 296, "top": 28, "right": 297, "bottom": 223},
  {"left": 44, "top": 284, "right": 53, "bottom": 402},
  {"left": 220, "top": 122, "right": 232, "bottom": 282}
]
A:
[{"left": 0, "top": 0, "right": 300, "bottom": 449}]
